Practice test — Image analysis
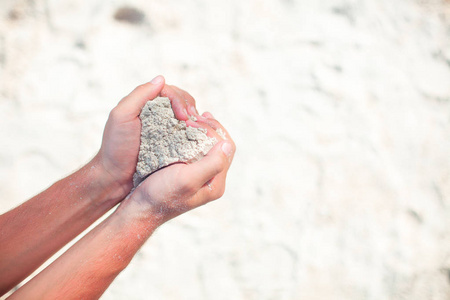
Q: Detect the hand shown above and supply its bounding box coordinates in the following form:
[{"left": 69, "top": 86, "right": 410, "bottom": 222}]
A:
[
  {"left": 160, "top": 84, "right": 207, "bottom": 122},
  {"left": 96, "top": 76, "right": 194, "bottom": 199},
  {"left": 128, "top": 109, "right": 236, "bottom": 224}
]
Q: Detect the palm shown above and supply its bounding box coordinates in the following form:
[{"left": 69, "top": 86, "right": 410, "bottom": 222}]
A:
[
  {"left": 100, "top": 116, "right": 142, "bottom": 190},
  {"left": 136, "top": 163, "right": 196, "bottom": 220}
]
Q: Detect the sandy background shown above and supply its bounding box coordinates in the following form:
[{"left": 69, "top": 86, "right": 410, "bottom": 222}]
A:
[{"left": 1, "top": 0, "right": 450, "bottom": 299}]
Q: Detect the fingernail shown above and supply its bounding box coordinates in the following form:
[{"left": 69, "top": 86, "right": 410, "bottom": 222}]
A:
[
  {"left": 221, "top": 141, "right": 233, "bottom": 158},
  {"left": 150, "top": 75, "right": 163, "bottom": 84},
  {"left": 183, "top": 108, "right": 188, "bottom": 119}
]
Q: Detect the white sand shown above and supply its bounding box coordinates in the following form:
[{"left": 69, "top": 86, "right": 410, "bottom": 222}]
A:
[
  {"left": 1, "top": 0, "right": 450, "bottom": 299},
  {"left": 134, "top": 97, "right": 216, "bottom": 186}
]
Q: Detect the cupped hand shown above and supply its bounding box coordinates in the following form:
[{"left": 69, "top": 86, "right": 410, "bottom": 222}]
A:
[
  {"left": 130, "top": 112, "right": 236, "bottom": 224},
  {"left": 96, "top": 76, "right": 194, "bottom": 199}
]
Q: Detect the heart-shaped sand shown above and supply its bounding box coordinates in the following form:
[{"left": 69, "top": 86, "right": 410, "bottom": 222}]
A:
[{"left": 133, "top": 97, "right": 217, "bottom": 186}]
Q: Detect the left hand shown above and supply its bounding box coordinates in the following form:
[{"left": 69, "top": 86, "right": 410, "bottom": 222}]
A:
[{"left": 96, "top": 76, "right": 193, "bottom": 198}]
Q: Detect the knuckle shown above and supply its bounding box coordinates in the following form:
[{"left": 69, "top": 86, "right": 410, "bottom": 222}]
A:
[
  {"left": 213, "top": 119, "right": 223, "bottom": 127},
  {"left": 205, "top": 119, "right": 219, "bottom": 129},
  {"left": 213, "top": 156, "right": 227, "bottom": 174},
  {"left": 183, "top": 91, "right": 196, "bottom": 104},
  {"left": 231, "top": 140, "right": 236, "bottom": 152},
  {"left": 178, "top": 177, "right": 196, "bottom": 194},
  {"left": 160, "top": 86, "right": 169, "bottom": 97},
  {"left": 212, "top": 184, "right": 226, "bottom": 200},
  {"left": 108, "top": 107, "right": 121, "bottom": 121},
  {"left": 135, "top": 84, "right": 147, "bottom": 92}
]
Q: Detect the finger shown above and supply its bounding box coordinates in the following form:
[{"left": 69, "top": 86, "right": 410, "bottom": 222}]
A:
[
  {"left": 202, "top": 111, "right": 214, "bottom": 119},
  {"left": 184, "top": 120, "right": 222, "bottom": 142},
  {"left": 197, "top": 115, "right": 223, "bottom": 132},
  {"left": 196, "top": 118, "right": 236, "bottom": 166},
  {"left": 179, "top": 140, "right": 234, "bottom": 191},
  {"left": 170, "top": 86, "right": 195, "bottom": 107},
  {"left": 186, "top": 121, "right": 234, "bottom": 164},
  {"left": 187, "top": 120, "right": 236, "bottom": 164},
  {"left": 117, "top": 75, "right": 165, "bottom": 119},
  {"left": 161, "top": 85, "right": 189, "bottom": 121},
  {"left": 200, "top": 168, "right": 228, "bottom": 200},
  {"left": 188, "top": 141, "right": 233, "bottom": 207},
  {"left": 170, "top": 86, "right": 205, "bottom": 120},
  {"left": 188, "top": 171, "right": 227, "bottom": 208},
  {"left": 197, "top": 115, "right": 234, "bottom": 145}
]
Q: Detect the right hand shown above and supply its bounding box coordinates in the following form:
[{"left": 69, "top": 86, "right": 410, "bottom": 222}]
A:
[{"left": 128, "top": 108, "right": 236, "bottom": 224}]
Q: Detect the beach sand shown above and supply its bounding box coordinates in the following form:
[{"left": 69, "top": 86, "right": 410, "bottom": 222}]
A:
[{"left": 1, "top": 0, "right": 450, "bottom": 299}]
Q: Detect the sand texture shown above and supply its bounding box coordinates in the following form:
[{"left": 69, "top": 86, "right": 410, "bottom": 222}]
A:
[
  {"left": 1, "top": 0, "right": 450, "bottom": 299},
  {"left": 133, "top": 97, "right": 216, "bottom": 186}
]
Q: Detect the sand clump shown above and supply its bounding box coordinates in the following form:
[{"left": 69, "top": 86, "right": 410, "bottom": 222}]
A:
[{"left": 133, "top": 97, "right": 217, "bottom": 186}]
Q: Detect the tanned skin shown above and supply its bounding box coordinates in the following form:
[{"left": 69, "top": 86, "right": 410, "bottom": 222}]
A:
[{"left": 0, "top": 75, "right": 235, "bottom": 299}]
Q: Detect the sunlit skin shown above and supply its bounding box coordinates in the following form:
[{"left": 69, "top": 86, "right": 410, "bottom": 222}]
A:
[{"left": 0, "top": 76, "right": 236, "bottom": 299}]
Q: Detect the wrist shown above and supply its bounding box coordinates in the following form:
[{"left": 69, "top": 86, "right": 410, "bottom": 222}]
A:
[
  {"left": 115, "top": 193, "right": 166, "bottom": 230},
  {"left": 87, "top": 155, "right": 131, "bottom": 206}
]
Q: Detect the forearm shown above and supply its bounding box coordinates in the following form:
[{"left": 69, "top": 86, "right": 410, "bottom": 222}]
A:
[
  {"left": 0, "top": 155, "right": 127, "bottom": 295},
  {"left": 9, "top": 196, "right": 160, "bottom": 300}
]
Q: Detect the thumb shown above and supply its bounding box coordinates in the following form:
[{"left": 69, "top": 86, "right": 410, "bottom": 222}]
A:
[
  {"left": 117, "top": 75, "right": 165, "bottom": 118},
  {"left": 180, "top": 141, "right": 234, "bottom": 190}
]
